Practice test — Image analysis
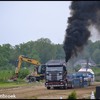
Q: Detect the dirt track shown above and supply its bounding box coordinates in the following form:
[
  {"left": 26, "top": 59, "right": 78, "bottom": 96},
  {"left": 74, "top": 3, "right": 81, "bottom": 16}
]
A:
[{"left": 0, "top": 82, "right": 100, "bottom": 99}]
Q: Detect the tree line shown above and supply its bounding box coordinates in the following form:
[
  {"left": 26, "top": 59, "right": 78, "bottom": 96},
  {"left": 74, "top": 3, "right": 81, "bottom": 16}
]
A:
[
  {"left": 0, "top": 38, "right": 65, "bottom": 70},
  {"left": 0, "top": 38, "right": 100, "bottom": 70}
]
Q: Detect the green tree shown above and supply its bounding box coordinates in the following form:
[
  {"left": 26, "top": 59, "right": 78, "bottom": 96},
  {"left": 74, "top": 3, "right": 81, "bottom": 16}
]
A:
[
  {"left": 0, "top": 44, "right": 14, "bottom": 69},
  {"left": 55, "top": 44, "right": 65, "bottom": 59},
  {"left": 92, "top": 49, "right": 100, "bottom": 64},
  {"left": 34, "top": 38, "right": 56, "bottom": 63}
]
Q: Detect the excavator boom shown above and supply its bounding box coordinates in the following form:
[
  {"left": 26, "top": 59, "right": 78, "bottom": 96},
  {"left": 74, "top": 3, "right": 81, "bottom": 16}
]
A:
[{"left": 15, "top": 55, "right": 40, "bottom": 74}]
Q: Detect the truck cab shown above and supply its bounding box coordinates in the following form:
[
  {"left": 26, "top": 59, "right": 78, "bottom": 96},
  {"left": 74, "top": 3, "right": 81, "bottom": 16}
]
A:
[{"left": 45, "top": 60, "right": 68, "bottom": 89}]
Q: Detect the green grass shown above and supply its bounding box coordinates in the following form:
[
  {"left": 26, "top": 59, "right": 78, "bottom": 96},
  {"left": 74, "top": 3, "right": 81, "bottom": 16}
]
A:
[
  {"left": 0, "top": 79, "right": 44, "bottom": 88},
  {"left": 92, "top": 67, "right": 100, "bottom": 75},
  {"left": 92, "top": 67, "right": 100, "bottom": 81},
  {"left": 0, "top": 69, "right": 30, "bottom": 82},
  {"left": 0, "top": 69, "right": 44, "bottom": 89},
  {"left": 0, "top": 81, "right": 28, "bottom": 88},
  {"left": 0, "top": 70, "right": 14, "bottom": 82}
]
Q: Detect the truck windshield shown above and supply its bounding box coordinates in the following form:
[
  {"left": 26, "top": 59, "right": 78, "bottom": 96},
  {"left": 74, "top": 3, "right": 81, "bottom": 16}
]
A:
[{"left": 46, "top": 67, "right": 63, "bottom": 71}]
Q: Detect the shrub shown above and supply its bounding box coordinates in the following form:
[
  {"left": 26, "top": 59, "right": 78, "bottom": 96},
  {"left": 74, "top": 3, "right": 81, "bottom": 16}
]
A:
[
  {"left": 0, "top": 70, "right": 14, "bottom": 82},
  {"left": 0, "top": 68, "right": 30, "bottom": 82},
  {"left": 67, "top": 90, "right": 77, "bottom": 99},
  {"left": 18, "top": 68, "right": 30, "bottom": 79}
]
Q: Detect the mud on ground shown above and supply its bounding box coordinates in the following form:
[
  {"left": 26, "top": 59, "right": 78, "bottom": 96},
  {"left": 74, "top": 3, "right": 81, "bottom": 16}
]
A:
[{"left": 0, "top": 82, "right": 99, "bottom": 99}]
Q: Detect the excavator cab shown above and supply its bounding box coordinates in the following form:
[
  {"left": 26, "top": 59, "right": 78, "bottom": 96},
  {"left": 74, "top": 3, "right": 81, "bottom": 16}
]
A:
[
  {"left": 37, "top": 64, "right": 46, "bottom": 80},
  {"left": 37, "top": 64, "right": 46, "bottom": 74}
]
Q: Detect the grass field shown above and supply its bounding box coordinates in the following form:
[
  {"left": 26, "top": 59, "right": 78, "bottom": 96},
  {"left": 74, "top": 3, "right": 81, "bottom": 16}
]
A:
[
  {"left": 0, "top": 80, "right": 44, "bottom": 89},
  {"left": 0, "top": 70, "right": 14, "bottom": 82},
  {"left": 0, "top": 82, "right": 26, "bottom": 88}
]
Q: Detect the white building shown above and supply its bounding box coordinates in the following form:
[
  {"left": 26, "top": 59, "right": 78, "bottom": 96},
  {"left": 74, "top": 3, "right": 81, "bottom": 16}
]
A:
[{"left": 74, "top": 59, "right": 96, "bottom": 67}]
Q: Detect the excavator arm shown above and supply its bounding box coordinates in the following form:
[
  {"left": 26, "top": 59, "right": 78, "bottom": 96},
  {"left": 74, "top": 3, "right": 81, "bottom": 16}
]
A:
[{"left": 15, "top": 55, "right": 40, "bottom": 74}]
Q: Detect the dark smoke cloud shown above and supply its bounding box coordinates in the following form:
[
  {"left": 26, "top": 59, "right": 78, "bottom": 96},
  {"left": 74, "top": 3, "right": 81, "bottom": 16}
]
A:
[{"left": 63, "top": 1, "right": 100, "bottom": 62}]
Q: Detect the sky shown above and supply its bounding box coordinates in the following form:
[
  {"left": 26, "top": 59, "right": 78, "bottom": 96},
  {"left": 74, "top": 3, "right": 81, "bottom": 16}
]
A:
[{"left": 0, "top": 1, "right": 71, "bottom": 46}]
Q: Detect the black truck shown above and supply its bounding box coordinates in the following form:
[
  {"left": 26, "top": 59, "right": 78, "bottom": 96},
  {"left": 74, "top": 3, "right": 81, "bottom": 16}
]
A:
[{"left": 45, "top": 60, "right": 68, "bottom": 89}]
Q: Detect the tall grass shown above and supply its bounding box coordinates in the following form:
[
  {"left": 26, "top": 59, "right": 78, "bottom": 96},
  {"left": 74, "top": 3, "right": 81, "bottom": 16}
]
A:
[
  {"left": 0, "top": 68, "right": 30, "bottom": 82},
  {"left": 0, "top": 70, "right": 14, "bottom": 82}
]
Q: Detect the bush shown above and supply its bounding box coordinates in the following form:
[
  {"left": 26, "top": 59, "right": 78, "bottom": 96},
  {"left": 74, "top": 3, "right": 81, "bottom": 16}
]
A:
[
  {"left": 0, "top": 70, "right": 14, "bottom": 82},
  {"left": 18, "top": 68, "right": 30, "bottom": 79},
  {"left": 67, "top": 90, "right": 77, "bottom": 99},
  {"left": 0, "top": 68, "right": 30, "bottom": 82}
]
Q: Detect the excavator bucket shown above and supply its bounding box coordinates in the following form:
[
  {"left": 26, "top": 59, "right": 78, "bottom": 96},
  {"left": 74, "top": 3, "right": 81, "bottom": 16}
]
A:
[{"left": 8, "top": 73, "right": 18, "bottom": 82}]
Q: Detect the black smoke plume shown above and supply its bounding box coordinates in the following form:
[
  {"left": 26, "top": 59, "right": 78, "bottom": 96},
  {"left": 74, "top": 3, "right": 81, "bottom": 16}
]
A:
[{"left": 63, "top": 1, "right": 100, "bottom": 63}]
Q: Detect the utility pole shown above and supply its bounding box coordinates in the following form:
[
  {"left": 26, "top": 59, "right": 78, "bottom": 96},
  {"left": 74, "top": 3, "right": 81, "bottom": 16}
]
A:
[{"left": 86, "top": 58, "right": 89, "bottom": 76}]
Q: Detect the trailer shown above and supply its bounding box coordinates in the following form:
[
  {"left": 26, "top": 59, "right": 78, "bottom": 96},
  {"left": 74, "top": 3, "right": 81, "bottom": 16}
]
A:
[{"left": 71, "top": 72, "right": 93, "bottom": 88}]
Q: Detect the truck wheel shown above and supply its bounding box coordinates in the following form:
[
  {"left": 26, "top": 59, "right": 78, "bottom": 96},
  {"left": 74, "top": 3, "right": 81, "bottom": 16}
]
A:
[
  {"left": 64, "top": 83, "right": 68, "bottom": 89},
  {"left": 54, "top": 87, "right": 57, "bottom": 89},
  {"left": 47, "top": 87, "right": 50, "bottom": 90},
  {"left": 29, "top": 77, "right": 36, "bottom": 82},
  {"left": 63, "top": 85, "right": 67, "bottom": 89}
]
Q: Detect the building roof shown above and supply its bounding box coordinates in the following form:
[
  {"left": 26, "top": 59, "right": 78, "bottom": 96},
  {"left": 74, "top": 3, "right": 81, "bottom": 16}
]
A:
[
  {"left": 74, "top": 59, "right": 96, "bottom": 67},
  {"left": 78, "top": 67, "right": 94, "bottom": 74}
]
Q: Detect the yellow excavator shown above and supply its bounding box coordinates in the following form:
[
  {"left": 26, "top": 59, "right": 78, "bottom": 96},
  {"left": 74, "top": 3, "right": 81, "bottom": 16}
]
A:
[{"left": 9, "top": 55, "right": 46, "bottom": 82}]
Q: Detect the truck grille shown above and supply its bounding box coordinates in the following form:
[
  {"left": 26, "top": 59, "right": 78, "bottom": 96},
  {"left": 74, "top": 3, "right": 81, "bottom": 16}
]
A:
[
  {"left": 46, "top": 71, "right": 62, "bottom": 81},
  {"left": 51, "top": 74, "right": 57, "bottom": 81}
]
